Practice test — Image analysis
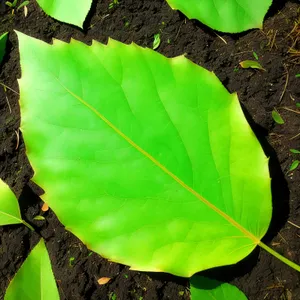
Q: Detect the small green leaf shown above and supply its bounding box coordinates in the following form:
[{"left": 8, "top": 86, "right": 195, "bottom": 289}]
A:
[
  {"left": 5, "top": 2, "right": 13, "bottom": 8},
  {"left": 296, "top": 103, "right": 300, "bottom": 108},
  {"left": 35, "top": 0, "right": 92, "bottom": 28},
  {"left": 272, "top": 109, "right": 285, "bottom": 124},
  {"left": 239, "top": 60, "right": 265, "bottom": 71},
  {"left": 290, "top": 149, "right": 300, "bottom": 154},
  {"left": 0, "top": 179, "right": 23, "bottom": 226},
  {"left": 190, "top": 275, "right": 248, "bottom": 300},
  {"left": 289, "top": 160, "right": 299, "bottom": 172},
  {"left": 295, "top": 74, "right": 300, "bottom": 78},
  {"left": 69, "top": 256, "right": 75, "bottom": 266},
  {"left": 108, "top": 292, "right": 117, "bottom": 300},
  {"left": 17, "top": 0, "right": 30, "bottom": 10},
  {"left": 33, "top": 215, "right": 45, "bottom": 221},
  {"left": 0, "top": 32, "right": 8, "bottom": 65},
  {"left": 165, "top": 0, "right": 272, "bottom": 33},
  {"left": 253, "top": 51, "right": 258, "bottom": 60},
  {"left": 153, "top": 33, "right": 161, "bottom": 50},
  {"left": 4, "top": 239, "right": 59, "bottom": 300}
]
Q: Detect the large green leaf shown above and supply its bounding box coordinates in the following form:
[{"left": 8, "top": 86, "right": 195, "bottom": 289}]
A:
[
  {"left": 166, "top": 0, "right": 272, "bottom": 33},
  {"left": 17, "top": 31, "right": 272, "bottom": 277},
  {"left": 0, "top": 179, "right": 23, "bottom": 226},
  {"left": 190, "top": 275, "right": 247, "bottom": 299},
  {"left": 4, "top": 239, "right": 59, "bottom": 300},
  {"left": 36, "top": 0, "right": 92, "bottom": 28}
]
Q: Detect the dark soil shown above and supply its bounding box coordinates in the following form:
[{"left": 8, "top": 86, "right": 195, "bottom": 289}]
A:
[{"left": 0, "top": 0, "right": 300, "bottom": 299}]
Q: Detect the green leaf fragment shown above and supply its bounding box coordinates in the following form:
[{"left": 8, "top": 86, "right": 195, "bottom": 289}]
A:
[
  {"left": 109, "top": 0, "right": 119, "bottom": 9},
  {"left": 17, "top": 1, "right": 30, "bottom": 11},
  {"left": 290, "top": 149, "right": 300, "bottom": 154},
  {"left": 153, "top": 33, "right": 161, "bottom": 50},
  {"left": 0, "top": 32, "right": 8, "bottom": 65},
  {"left": 190, "top": 275, "right": 248, "bottom": 300},
  {"left": 289, "top": 160, "right": 299, "bottom": 172},
  {"left": 4, "top": 239, "right": 59, "bottom": 300},
  {"left": 272, "top": 109, "right": 284, "bottom": 124},
  {"left": 253, "top": 51, "right": 259, "bottom": 60},
  {"left": 5, "top": 2, "right": 13, "bottom": 8},
  {"left": 0, "top": 179, "right": 23, "bottom": 226},
  {"left": 239, "top": 60, "right": 265, "bottom": 71},
  {"left": 35, "top": 0, "right": 92, "bottom": 28},
  {"left": 109, "top": 292, "right": 117, "bottom": 300},
  {"left": 165, "top": 0, "right": 272, "bottom": 33},
  {"left": 296, "top": 103, "right": 300, "bottom": 108},
  {"left": 69, "top": 256, "right": 75, "bottom": 266},
  {"left": 33, "top": 215, "right": 45, "bottom": 221},
  {"left": 295, "top": 74, "right": 300, "bottom": 78},
  {"left": 17, "top": 32, "right": 272, "bottom": 277}
]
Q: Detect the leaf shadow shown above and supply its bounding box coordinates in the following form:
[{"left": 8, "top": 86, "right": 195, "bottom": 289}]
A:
[
  {"left": 188, "top": 0, "right": 295, "bottom": 42},
  {"left": 18, "top": 181, "right": 45, "bottom": 230},
  {"left": 143, "top": 271, "right": 189, "bottom": 286},
  {"left": 265, "top": 0, "right": 297, "bottom": 20},
  {"left": 82, "top": 0, "right": 98, "bottom": 32},
  {"left": 241, "top": 104, "right": 290, "bottom": 242}
]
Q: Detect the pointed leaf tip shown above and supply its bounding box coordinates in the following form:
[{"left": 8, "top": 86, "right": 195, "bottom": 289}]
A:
[
  {"left": 0, "top": 179, "right": 23, "bottom": 226},
  {"left": 35, "top": 0, "right": 93, "bottom": 28},
  {"left": 4, "top": 239, "right": 59, "bottom": 300}
]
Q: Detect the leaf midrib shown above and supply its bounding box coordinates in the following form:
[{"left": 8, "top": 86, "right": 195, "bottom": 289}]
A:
[
  {"left": 0, "top": 210, "right": 23, "bottom": 225},
  {"left": 56, "top": 78, "right": 260, "bottom": 245}
]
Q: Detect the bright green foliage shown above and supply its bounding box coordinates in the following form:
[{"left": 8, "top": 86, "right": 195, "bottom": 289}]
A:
[
  {"left": 239, "top": 60, "right": 265, "bottom": 71},
  {"left": 0, "top": 179, "right": 23, "bottom": 226},
  {"left": 0, "top": 32, "right": 8, "bottom": 64},
  {"left": 290, "top": 149, "right": 300, "bottom": 154},
  {"left": 272, "top": 109, "right": 284, "bottom": 125},
  {"left": 36, "top": 0, "right": 92, "bottom": 28},
  {"left": 289, "top": 160, "right": 299, "bottom": 172},
  {"left": 17, "top": 32, "right": 271, "bottom": 277},
  {"left": 166, "top": 0, "right": 272, "bottom": 33},
  {"left": 153, "top": 33, "right": 161, "bottom": 50},
  {"left": 252, "top": 52, "right": 259, "bottom": 60},
  {"left": 190, "top": 275, "right": 247, "bottom": 299},
  {"left": 5, "top": 239, "right": 59, "bottom": 300}
]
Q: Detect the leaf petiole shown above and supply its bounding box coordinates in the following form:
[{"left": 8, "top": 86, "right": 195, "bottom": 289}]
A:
[
  {"left": 22, "top": 220, "right": 34, "bottom": 231},
  {"left": 259, "top": 241, "right": 300, "bottom": 272}
]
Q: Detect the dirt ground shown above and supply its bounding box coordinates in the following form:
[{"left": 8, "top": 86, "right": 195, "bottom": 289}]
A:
[{"left": 0, "top": 0, "right": 299, "bottom": 299}]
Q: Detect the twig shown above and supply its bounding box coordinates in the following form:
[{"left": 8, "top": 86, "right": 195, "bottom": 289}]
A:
[
  {"left": 14, "top": 130, "right": 20, "bottom": 150},
  {"left": 290, "top": 133, "right": 300, "bottom": 140},
  {"left": 0, "top": 82, "right": 19, "bottom": 95},
  {"left": 270, "top": 30, "right": 277, "bottom": 50},
  {"left": 288, "top": 220, "right": 300, "bottom": 229},
  {"left": 4, "top": 92, "right": 12, "bottom": 113},
  {"left": 280, "top": 107, "right": 300, "bottom": 115},
  {"left": 289, "top": 94, "right": 295, "bottom": 101},
  {"left": 279, "top": 64, "right": 289, "bottom": 103},
  {"left": 213, "top": 31, "right": 227, "bottom": 44},
  {"left": 175, "top": 20, "right": 185, "bottom": 41},
  {"left": 232, "top": 51, "right": 252, "bottom": 56}
]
